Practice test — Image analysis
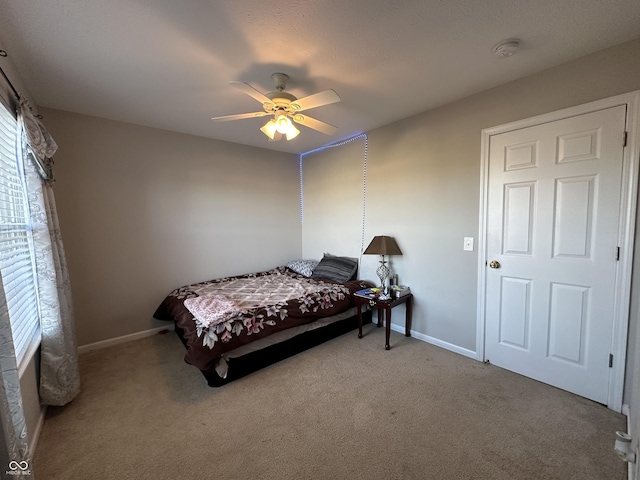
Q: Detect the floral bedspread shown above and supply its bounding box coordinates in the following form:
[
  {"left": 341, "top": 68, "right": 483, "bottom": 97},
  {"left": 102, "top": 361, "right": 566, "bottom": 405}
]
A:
[{"left": 153, "top": 266, "right": 373, "bottom": 371}]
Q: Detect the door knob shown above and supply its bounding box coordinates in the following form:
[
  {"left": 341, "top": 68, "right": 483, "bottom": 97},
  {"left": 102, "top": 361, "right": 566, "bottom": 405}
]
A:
[{"left": 489, "top": 260, "right": 501, "bottom": 269}]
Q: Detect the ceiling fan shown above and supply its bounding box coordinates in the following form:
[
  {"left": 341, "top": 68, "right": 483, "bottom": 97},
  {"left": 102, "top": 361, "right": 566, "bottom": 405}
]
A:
[{"left": 212, "top": 73, "right": 340, "bottom": 141}]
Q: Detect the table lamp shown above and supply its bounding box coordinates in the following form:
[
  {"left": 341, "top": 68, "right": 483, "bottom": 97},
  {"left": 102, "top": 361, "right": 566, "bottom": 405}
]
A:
[{"left": 363, "top": 235, "right": 402, "bottom": 298}]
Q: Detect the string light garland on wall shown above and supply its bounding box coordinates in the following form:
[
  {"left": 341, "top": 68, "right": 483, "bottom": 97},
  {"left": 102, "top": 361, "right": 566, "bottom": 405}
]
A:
[
  {"left": 298, "top": 133, "right": 369, "bottom": 253},
  {"left": 299, "top": 156, "right": 304, "bottom": 223}
]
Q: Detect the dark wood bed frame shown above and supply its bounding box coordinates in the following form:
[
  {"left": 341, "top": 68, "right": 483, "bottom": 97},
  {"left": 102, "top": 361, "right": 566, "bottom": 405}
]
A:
[{"left": 175, "top": 309, "right": 372, "bottom": 386}]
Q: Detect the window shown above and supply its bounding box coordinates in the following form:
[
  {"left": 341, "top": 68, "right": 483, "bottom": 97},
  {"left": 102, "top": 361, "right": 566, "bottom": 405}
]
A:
[{"left": 0, "top": 99, "right": 40, "bottom": 367}]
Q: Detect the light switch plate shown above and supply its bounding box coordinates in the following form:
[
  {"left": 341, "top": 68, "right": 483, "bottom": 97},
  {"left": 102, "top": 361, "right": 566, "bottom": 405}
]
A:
[{"left": 463, "top": 237, "right": 474, "bottom": 251}]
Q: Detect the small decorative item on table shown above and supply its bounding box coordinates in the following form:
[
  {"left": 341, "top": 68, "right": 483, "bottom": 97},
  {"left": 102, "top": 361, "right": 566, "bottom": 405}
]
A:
[
  {"left": 354, "top": 287, "right": 382, "bottom": 301},
  {"left": 391, "top": 285, "right": 411, "bottom": 299}
]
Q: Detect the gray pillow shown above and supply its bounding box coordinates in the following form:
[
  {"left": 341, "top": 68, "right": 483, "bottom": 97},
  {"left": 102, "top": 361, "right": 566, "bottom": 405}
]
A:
[{"left": 310, "top": 255, "right": 358, "bottom": 282}]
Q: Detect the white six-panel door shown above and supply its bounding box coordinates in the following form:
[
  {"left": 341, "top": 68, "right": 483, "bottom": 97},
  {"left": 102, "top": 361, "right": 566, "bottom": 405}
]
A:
[{"left": 484, "top": 105, "right": 626, "bottom": 404}]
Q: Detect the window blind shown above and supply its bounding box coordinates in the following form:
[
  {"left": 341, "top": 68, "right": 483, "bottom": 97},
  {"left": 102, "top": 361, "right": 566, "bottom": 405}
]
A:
[{"left": 0, "top": 100, "right": 40, "bottom": 364}]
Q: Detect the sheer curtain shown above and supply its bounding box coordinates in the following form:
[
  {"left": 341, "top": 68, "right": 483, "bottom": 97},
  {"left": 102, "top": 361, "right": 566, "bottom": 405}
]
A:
[{"left": 18, "top": 100, "right": 80, "bottom": 406}]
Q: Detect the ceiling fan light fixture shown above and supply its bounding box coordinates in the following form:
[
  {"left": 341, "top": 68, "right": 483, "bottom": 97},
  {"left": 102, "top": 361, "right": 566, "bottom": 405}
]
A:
[
  {"left": 271, "top": 113, "right": 299, "bottom": 140},
  {"left": 260, "top": 119, "right": 278, "bottom": 140},
  {"left": 285, "top": 123, "right": 300, "bottom": 140},
  {"left": 260, "top": 116, "right": 298, "bottom": 141},
  {"left": 275, "top": 114, "right": 292, "bottom": 134}
]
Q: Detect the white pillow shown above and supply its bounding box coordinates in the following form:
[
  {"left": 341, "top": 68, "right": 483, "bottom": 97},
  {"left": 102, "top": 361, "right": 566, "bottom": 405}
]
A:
[{"left": 286, "top": 259, "right": 319, "bottom": 277}]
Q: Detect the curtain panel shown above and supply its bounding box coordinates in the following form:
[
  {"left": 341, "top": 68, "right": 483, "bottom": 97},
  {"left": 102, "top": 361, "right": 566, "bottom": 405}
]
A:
[
  {"left": 18, "top": 101, "right": 80, "bottom": 406},
  {"left": 0, "top": 282, "right": 31, "bottom": 477},
  {"left": 18, "top": 100, "right": 55, "bottom": 182}
]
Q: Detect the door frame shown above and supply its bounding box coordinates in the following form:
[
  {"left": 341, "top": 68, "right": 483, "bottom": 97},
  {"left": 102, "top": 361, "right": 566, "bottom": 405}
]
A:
[{"left": 476, "top": 91, "right": 640, "bottom": 412}]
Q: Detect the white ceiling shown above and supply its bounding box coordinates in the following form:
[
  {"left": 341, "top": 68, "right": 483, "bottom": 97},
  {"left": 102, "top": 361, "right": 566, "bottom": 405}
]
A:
[{"left": 1, "top": 0, "right": 639, "bottom": 155}]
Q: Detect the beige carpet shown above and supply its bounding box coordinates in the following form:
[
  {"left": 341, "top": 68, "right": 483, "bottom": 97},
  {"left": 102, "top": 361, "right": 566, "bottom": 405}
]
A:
[{"left": 34, "top": 325, "right": 627, "bottom": 479}]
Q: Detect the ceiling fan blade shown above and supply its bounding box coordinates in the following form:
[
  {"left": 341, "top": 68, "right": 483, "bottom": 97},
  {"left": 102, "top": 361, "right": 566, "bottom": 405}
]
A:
[
  {"left": 230, "top": 81, "right": 274, "bottom": 106},
  {"left": 291, "top": 114, "right": 337, "bottom": 135},
  {"left": 211, "top": 112, "right": 268, "bottom": 122},
  {"left": 289, "top": 89, "right": 340, "bottom": 112}
]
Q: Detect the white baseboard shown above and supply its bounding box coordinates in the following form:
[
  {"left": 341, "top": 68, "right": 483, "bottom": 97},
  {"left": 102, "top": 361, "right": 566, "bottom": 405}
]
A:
[
  {"left": 77, "top": 325, "right": 172, "bottom": 354},
  {"left": 29, "top": 405, "right": 46, "bottom": 458},
  {"left": 388, "top": 322, "right": 477, "bottom": 359}
]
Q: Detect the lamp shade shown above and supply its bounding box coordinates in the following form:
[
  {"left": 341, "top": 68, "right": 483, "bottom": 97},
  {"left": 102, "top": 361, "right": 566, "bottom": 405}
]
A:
[{"left": 363, "top": 236, "right": 402, "bottom": 256}]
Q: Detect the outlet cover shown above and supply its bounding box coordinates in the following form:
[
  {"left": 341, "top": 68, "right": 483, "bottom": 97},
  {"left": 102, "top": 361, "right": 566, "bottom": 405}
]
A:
[{"left": 463, "top": 237, "right": 474, "bottom": 251}]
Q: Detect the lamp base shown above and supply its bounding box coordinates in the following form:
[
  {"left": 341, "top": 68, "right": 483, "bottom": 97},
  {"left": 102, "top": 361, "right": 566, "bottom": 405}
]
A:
[{"left": 376, "top": 258, "right": 390, "bottom": 295}]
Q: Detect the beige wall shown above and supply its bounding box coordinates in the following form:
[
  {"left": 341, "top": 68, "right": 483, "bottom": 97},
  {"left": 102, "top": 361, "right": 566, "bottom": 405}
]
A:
[
  {"left": 303, "top": 38, "right": 640, "bottom": 401},
  {"left": 301, "top": 137, "right": 367, "bottom": 261},
  {"left": 41, "top": 109, "right": 301, "bottom": 346}
]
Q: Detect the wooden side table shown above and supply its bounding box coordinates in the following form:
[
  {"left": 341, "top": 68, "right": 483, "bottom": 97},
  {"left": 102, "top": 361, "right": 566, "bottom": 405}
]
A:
[{"left": 355, "top": 293, "right": 413, "bottom": 350}]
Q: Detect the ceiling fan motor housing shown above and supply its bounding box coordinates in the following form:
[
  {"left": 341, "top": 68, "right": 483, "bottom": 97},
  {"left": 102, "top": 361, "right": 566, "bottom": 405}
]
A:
[
  {"left": 271, "top": 72, "right": 289, "bottom": 91},
  {"left": 266, "top": 91, "right": 296, "bottom": 104},
  {"left": 267, "top": 73, "right": 297, "bottom": 109}
]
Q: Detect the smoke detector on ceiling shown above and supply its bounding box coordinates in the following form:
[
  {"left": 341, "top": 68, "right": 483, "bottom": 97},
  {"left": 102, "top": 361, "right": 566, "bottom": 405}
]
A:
[{"left": 493, "top": 39, "right": 520, "bottom": 58}]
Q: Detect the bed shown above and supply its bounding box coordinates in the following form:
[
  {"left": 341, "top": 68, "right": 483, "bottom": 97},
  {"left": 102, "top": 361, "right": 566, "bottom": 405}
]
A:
[{"left": 153, "top": 256, "right": 374, "bottom": 386}]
